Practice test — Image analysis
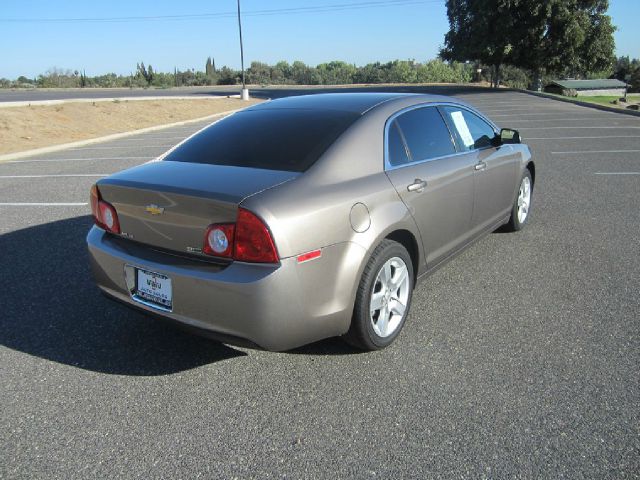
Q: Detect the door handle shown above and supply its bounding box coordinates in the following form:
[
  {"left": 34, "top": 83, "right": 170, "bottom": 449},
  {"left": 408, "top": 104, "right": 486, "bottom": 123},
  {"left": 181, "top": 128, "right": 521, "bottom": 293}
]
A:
[
  {"left": 407, "top": 179, "right": 427, "bottom": 193},
  {"left": 474, "top": 162, "right": 487, "bottom": 171}
]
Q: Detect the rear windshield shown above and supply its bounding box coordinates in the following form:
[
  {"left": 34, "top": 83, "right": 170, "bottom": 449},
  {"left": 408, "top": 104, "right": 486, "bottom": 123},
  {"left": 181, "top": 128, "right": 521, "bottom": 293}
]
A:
[{"left": 164, "top": 108, "right": 360, "bottom": 172}]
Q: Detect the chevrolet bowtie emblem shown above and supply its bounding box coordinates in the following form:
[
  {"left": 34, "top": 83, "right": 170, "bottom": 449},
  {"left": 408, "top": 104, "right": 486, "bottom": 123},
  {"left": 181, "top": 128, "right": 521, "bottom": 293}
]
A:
[{"left": 145, "top": 204, "right": 165, "bottom": 215}]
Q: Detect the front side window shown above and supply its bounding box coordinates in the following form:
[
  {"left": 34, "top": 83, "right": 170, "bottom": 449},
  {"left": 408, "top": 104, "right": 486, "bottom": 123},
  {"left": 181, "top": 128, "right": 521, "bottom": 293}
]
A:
[
  {"left": 441, "top": 106, "right": 497, "bottom": 151},
  {"left": 392, "top": 106, "right": 456, "bottom": 163}
]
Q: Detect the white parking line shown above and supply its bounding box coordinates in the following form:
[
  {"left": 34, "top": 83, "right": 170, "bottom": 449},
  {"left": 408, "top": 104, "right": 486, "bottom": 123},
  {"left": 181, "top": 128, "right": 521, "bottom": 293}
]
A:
[
  {"left": 552, "top": 150, "right": 640, "bottom": 154},
  {"left": 1, "top": 156, "right": 152, "bottom": 164},
  {"left": 0, "top": 202, "right": 88, "bottom": 206},
  {"left": 521, "top": 126, "right": 640, "bottom": 130},
  {"left": 509, "top": 117, "right": 624, "bottom": 122},
  {"left": 526, "top": 136, "right": 640, "bottom": 140},
  {"left": 492, "top": 112, "right": 616, "bottom": 117},
  {"left": 594, "top": 172, "right": 640, "bottom": 175},
  {"left": 69, "top": 145, "right": 173, "bottom": 150},
  {"left": 0, "top": 174, "right": 109, "bottom": 178}
]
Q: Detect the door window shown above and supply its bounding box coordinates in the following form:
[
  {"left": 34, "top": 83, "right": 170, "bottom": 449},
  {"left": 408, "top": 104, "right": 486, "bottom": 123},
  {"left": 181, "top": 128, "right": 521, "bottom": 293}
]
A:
[
  {"left": 389, "top": 106, "right": 456, "bottom": 165},
  {"left": 441, "top": 106, "right": 497, "bottom": 151},
  {"left": 387, "top": 120, "right": 411, "bottom": 166}
]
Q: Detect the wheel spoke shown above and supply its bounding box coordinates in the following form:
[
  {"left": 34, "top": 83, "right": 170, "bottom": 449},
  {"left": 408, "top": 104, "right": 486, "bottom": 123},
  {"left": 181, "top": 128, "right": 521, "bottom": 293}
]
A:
[
  {"left": 370, "top": 291, "right": 384, "bottom": 311},
  {"left": 389, "top": 299, "right": 406, "bottom": 317},
  {"left": 390, "top": 264, "right": 407, "bottom": 291},
  {"left": 381, "top": 262, "right": 392, "bottom": 288},
  {"left": 376, "top": 305, "right": 389, "bottom": 335}
]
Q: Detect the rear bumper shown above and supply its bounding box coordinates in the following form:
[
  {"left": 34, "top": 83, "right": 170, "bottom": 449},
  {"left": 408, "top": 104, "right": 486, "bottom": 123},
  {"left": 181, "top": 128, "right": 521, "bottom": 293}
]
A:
[{"left": 87, "top": 227, "right": 366, "bottom": 351}]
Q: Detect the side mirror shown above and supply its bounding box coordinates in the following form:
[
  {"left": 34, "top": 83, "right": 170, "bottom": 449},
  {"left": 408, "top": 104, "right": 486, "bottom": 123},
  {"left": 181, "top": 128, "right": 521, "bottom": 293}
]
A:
[{"left": 500, "top": 128, "right": 521, "bottom": 144}]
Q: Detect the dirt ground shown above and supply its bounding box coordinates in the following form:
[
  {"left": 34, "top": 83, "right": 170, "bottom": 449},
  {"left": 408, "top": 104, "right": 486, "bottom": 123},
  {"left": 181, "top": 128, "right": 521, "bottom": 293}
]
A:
[{"left": 0, "top": 98, "right": 262, "bottom": 155}]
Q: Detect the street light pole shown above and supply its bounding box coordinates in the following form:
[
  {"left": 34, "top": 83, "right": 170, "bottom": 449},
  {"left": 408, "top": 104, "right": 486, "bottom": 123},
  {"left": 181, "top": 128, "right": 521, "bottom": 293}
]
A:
[{"left": 237, "top": 0, "right": 249, "bottom": 100}]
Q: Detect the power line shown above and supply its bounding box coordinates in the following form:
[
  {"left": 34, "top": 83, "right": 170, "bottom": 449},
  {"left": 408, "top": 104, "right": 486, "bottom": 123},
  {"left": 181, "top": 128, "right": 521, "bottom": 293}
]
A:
[{"left": 0, "top": 0, "right": 442, "bottom": 23}]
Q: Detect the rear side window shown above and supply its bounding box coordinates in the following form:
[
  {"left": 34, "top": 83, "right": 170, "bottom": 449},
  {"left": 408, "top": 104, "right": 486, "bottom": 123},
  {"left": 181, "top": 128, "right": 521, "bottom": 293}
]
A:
[
  {"left": 387, "top": 120, "right": 410, "bottom": 166},
  {"left": 393, "top": 106, "right": 456, "bottom": 162},
  {"left": 164, "top": 109, "right": 360, "bottom": 172},
  {"left": 441, "top": 106, "right": 496, "bottom": 151}
]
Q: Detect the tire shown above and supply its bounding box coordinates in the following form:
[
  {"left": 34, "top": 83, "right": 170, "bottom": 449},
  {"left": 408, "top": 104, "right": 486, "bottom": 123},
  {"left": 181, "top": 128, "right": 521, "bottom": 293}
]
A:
[
  {"left": 344, "top": 239, "right": 414, "bottom": 351},
  {"left": 504, "top": 169, "right": 533, "bottom": 232}
]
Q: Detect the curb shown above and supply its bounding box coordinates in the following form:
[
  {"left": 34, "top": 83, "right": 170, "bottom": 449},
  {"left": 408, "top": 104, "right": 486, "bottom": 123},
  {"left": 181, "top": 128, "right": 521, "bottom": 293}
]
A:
[
  {"left": 518, "top": 89, "right": 640, "bottom": 118},
  {"left": 0, "top": 108, "right": 243, "bottom": 163}
]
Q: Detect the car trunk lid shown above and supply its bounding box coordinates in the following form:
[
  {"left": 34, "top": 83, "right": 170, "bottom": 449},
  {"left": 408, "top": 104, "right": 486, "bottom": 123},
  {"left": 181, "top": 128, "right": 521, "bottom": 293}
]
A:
[{"left": 96, "top": 161, "right": 298, "bottom": 256}]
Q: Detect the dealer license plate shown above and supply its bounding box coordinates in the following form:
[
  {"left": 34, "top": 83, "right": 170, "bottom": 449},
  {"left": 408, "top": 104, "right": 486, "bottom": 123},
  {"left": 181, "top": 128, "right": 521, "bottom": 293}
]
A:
[{"left": 135, "top": 269, "right": 172, "bottom": 310}]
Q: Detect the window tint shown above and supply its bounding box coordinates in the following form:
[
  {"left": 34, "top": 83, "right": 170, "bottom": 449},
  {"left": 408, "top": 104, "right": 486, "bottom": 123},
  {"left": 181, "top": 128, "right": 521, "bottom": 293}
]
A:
[
  {"left": 164, "top": 109, "right": 360, "bottom": 172},
  {"left": 394, "top": 106, "right": 456, "bottom": 162},
  {"left": 442, "top": 106, "right": 496, "bottom": 151},
  {"left": 387, "top": 120, "right": 410, "bottom": 166}
]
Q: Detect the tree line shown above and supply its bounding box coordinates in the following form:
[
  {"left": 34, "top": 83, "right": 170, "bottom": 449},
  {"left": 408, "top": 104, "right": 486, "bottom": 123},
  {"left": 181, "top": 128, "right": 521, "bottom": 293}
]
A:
[
  {"left": 1, "top": 59, "right": 474, "bottom": 89},
  {"left": 3, "top": 55, "right": 638, "bottom": 91}
]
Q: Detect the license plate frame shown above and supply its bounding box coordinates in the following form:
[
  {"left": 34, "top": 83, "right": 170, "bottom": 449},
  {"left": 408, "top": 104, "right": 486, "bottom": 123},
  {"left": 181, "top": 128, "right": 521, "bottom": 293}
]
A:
[{"left": 133, "top": 268, "right": 173, "bottom": 312}]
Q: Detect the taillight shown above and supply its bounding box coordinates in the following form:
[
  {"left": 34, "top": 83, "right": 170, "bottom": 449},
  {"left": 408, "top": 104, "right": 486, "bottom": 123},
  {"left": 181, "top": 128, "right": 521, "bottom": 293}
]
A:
[
  {"left": 203, "top": 208, "right": 279, "bottom": 263},
  {"left": 90, "top": 184, "right": 121, "bottom": 234},
  {"left": 203, "top": 224, "right": 235, "bottom": 257},
  {"left": 234, "top": 208, "right": 279, "bottom": 263}
]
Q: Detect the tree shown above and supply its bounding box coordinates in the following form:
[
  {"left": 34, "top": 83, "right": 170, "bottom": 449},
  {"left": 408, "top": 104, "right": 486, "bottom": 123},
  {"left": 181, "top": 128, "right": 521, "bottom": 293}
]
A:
[
  {"left": 136, "top": 62, "right": 154, "bottom": 85},
  {"left": 520, "top": 0, "right": 615, "bottom": 78},
  {"left": 441, "top": 0, "right": 515, "bottom": 87},
  {"left": 205, "top": 57, "right": 213, "bottom": 77},
  {"left": 442, "top": 0, "right": 616, "bottom": 88}
]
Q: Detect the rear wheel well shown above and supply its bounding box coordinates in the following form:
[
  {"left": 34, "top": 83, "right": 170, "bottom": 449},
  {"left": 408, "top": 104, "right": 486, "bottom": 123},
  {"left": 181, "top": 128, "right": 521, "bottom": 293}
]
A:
[
  {"left": 386, "top": 230, "right": 420, "bottom": 286},
  {"left": 526, "top": 161, "right": 536, "bottom": 186}
]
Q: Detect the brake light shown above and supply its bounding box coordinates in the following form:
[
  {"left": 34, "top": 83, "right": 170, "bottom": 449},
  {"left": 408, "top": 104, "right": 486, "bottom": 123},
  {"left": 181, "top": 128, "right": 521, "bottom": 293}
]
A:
[
  {"left": 234, "top": 208, "right": 279, "bottom": 263},
  {"left": 203, "top": 208, "right": 279, "bottom": 263},
  {"left": 90, "top": 184, "right": 121, "bottom": 234}
]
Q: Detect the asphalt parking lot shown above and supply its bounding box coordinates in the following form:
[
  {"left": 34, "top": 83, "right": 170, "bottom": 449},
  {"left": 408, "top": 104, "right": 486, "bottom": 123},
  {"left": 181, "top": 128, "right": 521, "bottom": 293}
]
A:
[{"left": 1, "top": 87, "right": 638, "bottom": 479}]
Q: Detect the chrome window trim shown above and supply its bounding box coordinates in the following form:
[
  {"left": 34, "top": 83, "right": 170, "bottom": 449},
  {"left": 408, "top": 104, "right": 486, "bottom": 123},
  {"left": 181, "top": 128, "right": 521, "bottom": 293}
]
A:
[{"left": 383, "top": 102, "right": 499, "bottom": 171}]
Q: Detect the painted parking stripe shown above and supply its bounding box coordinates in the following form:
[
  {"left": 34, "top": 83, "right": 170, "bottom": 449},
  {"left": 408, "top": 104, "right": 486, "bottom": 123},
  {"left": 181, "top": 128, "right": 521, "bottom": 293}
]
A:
[
  {"left": 492, "top": 112, "right": 617, "bottom": 117},
  {"left": 509, "top": 117, "right": 629, "bottom": 122},
  {"left": 0, "top": 174, "right": 109, "bottom": 178},
  {"left": 0, "top": 202, "right": 88, "bottom": 206},
  {"left": 521, "top": 126, "right": 640, "bottom": 130},
  {"left": 526, "top": 136, "right": 640, "bottom": 140},
  {"left": 69, "top": 145, "right": 173, "bottom": 150},
  {"left": 1, "top": 156, "right": 153, "bottom": 164},
  {"left": 552, "top": 150, "right": 640, "bottom": 154}
]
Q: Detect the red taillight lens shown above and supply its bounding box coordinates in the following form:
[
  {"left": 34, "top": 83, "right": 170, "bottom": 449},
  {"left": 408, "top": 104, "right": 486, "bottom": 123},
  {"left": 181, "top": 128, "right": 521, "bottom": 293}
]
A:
[
  {"left": 203, "top": 224, "right": 235, "bottom": 257},
  {"left": 202, "top": 208, "right": 279, "bottom": 263},
  {"left": 234, "top": 208, "right": 279, "bottom": 263},
  {"left": 90, "top": 184, "right": 121, "bottom": 234}
]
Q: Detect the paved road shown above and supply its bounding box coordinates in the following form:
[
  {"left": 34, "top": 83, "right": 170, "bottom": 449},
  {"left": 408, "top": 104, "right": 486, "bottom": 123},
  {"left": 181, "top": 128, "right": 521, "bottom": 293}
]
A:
[
  {"left": 1, "top": 87, "right": 638, "bottom": 479},
  {"left": 0, "top": 84, "right": 501, "bottom": 102}
]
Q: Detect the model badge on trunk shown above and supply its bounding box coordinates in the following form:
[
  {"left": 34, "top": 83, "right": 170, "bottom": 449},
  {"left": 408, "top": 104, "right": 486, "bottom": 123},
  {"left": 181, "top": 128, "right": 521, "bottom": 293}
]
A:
[{"left": 145, "top": 204, "right": 165, "bottom": 215}]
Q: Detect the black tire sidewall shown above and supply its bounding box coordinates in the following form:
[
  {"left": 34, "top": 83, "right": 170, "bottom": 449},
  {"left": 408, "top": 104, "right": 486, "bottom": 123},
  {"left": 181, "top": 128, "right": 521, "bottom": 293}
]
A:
[
  {"left": 509, "top": 169, "right": 533, "bottom": 231},
  {"left": 352, "top": 240, "right": 414, "bottom": 350}
]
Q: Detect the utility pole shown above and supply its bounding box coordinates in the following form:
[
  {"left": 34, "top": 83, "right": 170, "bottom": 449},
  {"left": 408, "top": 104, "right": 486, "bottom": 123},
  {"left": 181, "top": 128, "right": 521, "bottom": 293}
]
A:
[{"left": 237, "top": 0, "right": 249, "bottom": 100}]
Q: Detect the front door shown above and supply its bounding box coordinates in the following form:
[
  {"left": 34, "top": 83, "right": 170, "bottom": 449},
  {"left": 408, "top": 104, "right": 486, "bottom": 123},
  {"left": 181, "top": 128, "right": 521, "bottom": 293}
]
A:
[{"left": 384, "top": 106, "right": 475, "bottom": 268}]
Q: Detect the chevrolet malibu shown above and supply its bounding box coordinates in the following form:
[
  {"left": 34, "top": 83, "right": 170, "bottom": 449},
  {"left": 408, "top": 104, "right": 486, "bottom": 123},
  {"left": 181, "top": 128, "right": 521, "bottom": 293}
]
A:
[{"left": 87, "top": 93, "right": 535, "bottom": 351}]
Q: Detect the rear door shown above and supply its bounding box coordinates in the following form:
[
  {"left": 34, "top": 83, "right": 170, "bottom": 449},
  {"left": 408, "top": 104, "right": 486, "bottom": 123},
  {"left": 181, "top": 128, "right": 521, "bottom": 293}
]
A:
[
  {"left": 384, "top": 105, "right": 475, "bottom": 267},
  {"left": 440, "top": 105, "right": 519, "bottom": 232}
]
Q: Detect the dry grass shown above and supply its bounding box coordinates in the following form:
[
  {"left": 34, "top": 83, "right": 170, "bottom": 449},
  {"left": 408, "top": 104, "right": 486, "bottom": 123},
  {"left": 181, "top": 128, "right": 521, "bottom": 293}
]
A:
[{"left": 0, "top": 98, "right": 263, "bottom": 155}]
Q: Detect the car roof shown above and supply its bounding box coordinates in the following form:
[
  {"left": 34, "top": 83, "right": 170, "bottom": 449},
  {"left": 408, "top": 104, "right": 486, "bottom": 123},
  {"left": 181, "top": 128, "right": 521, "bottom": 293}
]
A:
[{"left": 245, "top": 92, "right": 461, "bottom": 115}]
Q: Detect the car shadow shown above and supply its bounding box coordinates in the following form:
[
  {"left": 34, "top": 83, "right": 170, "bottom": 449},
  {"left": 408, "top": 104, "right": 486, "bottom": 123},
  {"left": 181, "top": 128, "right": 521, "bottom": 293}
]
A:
[{"left": 0, "top": 216, "right": 246, "bottom": 376}]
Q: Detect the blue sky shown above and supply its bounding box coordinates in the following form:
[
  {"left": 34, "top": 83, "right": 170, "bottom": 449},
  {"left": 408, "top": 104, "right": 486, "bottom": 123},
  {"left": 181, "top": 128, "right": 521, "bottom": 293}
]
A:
[{"left": 1, "top": 0, "right": 638, "bottom": 79}]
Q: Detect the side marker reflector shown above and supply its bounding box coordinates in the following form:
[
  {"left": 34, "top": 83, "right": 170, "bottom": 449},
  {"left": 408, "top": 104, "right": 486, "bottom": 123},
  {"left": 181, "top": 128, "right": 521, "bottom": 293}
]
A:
[{"left": 297, "top": 249, "right": 322, "bottom": 263}]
